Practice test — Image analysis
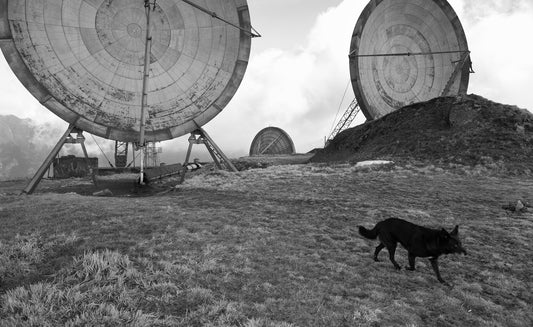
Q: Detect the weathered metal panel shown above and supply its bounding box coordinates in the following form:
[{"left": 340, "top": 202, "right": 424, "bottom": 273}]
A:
[
  {"left": 53, "top": 155, "right": 98, "bottom": 179},
  {"left": 250, "top": 127, "right": 296, "bottom": 156},
  {"left": 0, "top": 0, "right": 11, "bottom": 39},
  {"left": 349, "top": 0, "right": 470, "bottom": 120},
  {"left": 2, "top": 0, "right": 253, "bottom": 142},
  {"left": 0, "top": 40, "right": 51, "bottom": 102}
]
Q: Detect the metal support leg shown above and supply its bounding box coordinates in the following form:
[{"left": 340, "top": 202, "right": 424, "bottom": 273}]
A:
[
  {"left": 22, "top": 124, "right": 76, "bottom": 194},
  {"left": 197, "top": 127, "right": 237, "bottom": 172},
  {"left": 80, "top": 136, "right": 98, "bottom": 186},
  {"left": 203, "top": 140, "right": 223, "bottom": 170},
  {"left": 441, "top": 52, "right": 471, "bottom": 97},
  {"left": 179, "top": 136, "right": 195, "bottom": 184},
  {"left": 177, "top": 127, "right": 237, "bottom": 184}
]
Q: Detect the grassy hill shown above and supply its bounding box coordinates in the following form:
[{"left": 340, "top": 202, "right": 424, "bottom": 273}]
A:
[
  {"left": 1, "top": 163, "right": 532, "bottom": 326},
  {"left": 312, "top": 94, "right": 533, "bottom": 174}
]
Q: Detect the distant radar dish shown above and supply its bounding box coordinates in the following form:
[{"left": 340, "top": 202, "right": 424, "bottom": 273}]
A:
[
  {"left": 349, "top": 0, "right": 471, "bottom": 120},
  {"left": 249, "top": 127, "right": 295, "bottom": 156},
  {"left": 0, "top": 0, "right": 253, "bottom": 142}
]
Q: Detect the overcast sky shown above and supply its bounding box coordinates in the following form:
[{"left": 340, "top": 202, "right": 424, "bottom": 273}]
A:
[{"left": 1, "top": 0, "right": 532, "bottom": 163}]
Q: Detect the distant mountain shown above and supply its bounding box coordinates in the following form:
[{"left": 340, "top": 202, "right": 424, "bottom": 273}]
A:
[
  {"left": 0, "top": 115, "right": 62, "bottom": 180},
  {"left": 0, "top": 115, "right": 233, "bottom": 180}
]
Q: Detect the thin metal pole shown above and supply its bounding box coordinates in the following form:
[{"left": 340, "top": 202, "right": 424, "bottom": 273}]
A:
[
  {"left": 80, "top": 133, "right": 98, "bottom": 186},
  {"left": 349, "top": 49, "right": 470, "bottom": 58},
  {"left": 203, "top": 138, "right": 223, "bottom": 170},
  {"left": 139, "top": 0, "right": 154, "bottom": 184},
  {"left": 179, "top": 135, "right": 195, "bottom": 184},
  {"left": 260, "top": 134, "right": 283, "bottom": 155}
]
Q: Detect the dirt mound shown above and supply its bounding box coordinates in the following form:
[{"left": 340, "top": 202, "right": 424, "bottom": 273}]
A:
[{"left": 312, "top": 94, "right": 533, "bottom": 171}]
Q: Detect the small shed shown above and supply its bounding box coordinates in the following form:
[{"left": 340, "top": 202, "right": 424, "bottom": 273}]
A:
[{"left": 53, "top": 155, "right": 98, "bottom": 179}]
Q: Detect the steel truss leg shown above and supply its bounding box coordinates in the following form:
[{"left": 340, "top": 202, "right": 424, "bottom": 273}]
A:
[
  {"left": 178, "top": 127, "right": 237, "bottom": 184},
  {"left": 441, "top": 52, "right": 472, "bottom": 97},
  {"left": 197, "top": 126, "right": 237, "bottom": 172},
  {"left": 22, "top": 124, "right": 97, "bottom": 194}
]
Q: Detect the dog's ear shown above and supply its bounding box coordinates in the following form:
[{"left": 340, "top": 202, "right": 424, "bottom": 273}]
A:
[{"left": 451, "top": 225, "right": 459, "bottom": 236}]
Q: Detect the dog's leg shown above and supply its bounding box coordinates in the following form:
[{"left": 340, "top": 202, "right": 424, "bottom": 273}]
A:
[
  {"left": 386, "top": 244, "right": 401, "bottom": 270},
  {"left": 406, "top": 253, "right": 416, "bottom": 271},
  {"left": 373, "top": 243, "right": 385, "bottom": 261},
  {"left": 429, "top": 257, "right": 448, "bottom": 284}
]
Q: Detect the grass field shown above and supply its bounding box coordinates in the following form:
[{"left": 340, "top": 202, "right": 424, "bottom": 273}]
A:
[{"left": 0, "top": 162, "right": 532, "bottom": 326}]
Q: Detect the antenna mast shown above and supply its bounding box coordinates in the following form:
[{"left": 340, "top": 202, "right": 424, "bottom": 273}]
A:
[{"left": 138, "top": 0, "right": 156, "bottom": 184}]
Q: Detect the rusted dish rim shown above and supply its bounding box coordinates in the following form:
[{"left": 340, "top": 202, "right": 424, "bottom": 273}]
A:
[{"left": 0, "top": 0, "right": 252, "bottom": 142}]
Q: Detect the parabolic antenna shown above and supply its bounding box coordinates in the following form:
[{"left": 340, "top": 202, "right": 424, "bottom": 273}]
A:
[
  {"left": 349, "top": 0, "right": 470, "bottom": 120},
  {"left": 0, "top": 0, "right": 253, "bottom": 142},
  {"left": 249, "top": 127, "right": 295, "bottom": 156}
]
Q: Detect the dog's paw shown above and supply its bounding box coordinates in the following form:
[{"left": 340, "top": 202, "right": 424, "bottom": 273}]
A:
[{"left": 405, "top": 266, "right": 415, "bottom": 271}]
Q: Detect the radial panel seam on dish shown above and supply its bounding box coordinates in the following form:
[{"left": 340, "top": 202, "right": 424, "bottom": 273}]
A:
[
  {"left": 354, "top": 0, "right": 468, "bottom": 118},
  {"left": 2, "top": 0, "right": 253, "bottom": 141},
  {"left": 62, "top": 0, "right": 83, "bottom": 28}
]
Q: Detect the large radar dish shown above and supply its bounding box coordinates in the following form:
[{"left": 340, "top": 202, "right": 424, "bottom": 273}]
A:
[
  {"left": 349, "top": 0, "right": 470, "bottom": 120},
  {"left": 0, "top": 0, "right": 252, "bottom": 142},
  {"left": 249, "top": 127, "right": 295, "bottom": 156}
]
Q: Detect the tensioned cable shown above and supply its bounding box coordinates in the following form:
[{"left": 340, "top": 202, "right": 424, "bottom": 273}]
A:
[
  {"left": 90, "top": 134, "right": 115, "bottom": 167},
  {"left": 349, "top": 49, "right": 470, "bottom": 58},
  {"left": 180, "top": 0, "right": 261, "bottom": 38},
  {"left": 354, "top": 59, "right": 465, "bottom": 72},
  {"left": 126, "top": 151, "right": 141, "bottom": 168},
  {"left": 328, "top": 79, "right": 352, "bottom": 137}
]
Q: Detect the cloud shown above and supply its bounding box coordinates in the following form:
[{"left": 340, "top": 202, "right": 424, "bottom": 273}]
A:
[
  {"left": 209, "top": 0, "right": 533, "bottom": 157},
  {"left": 454, "top": 0, "right": 531, "bottom": 21},
  {"left": 0, "top": 57, "right": 63, "bottom": 125},
  {"left": 1, "top": 0, "right": 532, "bottom": 165},
  {"left": 449, "top": 0, "right": 533, "bottom": 111},
  {"left": 207, "top": 0, "right": 368, "bottom": 155}
]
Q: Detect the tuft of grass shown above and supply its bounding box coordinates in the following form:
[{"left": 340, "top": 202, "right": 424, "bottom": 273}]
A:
[
  {"left": 1, "top": 249, "right": 294, "bottom": 326},
  {"left": 0, "top": 234, "right": 45, "bottom": 281},
  {"left": 70, "top": 249, "right": 136, "bottom": 282},
  {"left": 1, "top": 250, "right": 177, "bottom": 326},
  {"left": 1, "top": 163, "right": 533, "bottom": 326},
  {"left": 0, "top": 232, "right": 80, "bottom": 287}
]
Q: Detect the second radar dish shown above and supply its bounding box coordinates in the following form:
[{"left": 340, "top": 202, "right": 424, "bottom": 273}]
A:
[
  {"left": 349, "top": 0, "right": 470, "bottom": 120},
  {"left": 249, "top": 127, "right": 295, "bottom": 156},
  {"left": 0, "top": 0, "right": 252, "bottom": 141}
]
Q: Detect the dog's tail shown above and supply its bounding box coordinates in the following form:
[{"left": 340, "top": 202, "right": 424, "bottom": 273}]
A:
[{"left": 358, "top": 225, "right": 379, "bottom": 239}]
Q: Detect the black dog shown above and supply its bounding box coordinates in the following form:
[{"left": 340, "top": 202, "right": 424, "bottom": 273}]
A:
[{"left": 358, "top": 218, "right": 466, "bottom": 284}]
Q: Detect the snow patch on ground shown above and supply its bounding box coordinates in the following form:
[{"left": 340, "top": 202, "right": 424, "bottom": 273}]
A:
[{"left": 355, "top": 160, "right": 394, "bottom": 167}]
